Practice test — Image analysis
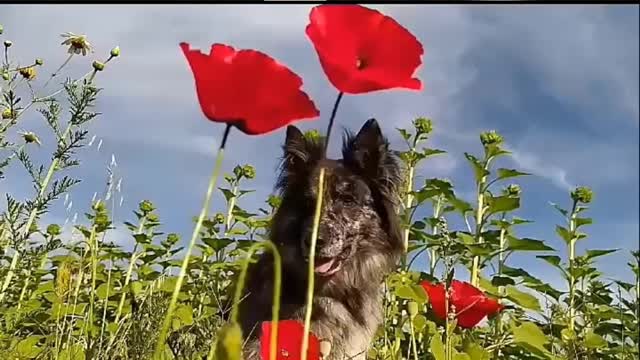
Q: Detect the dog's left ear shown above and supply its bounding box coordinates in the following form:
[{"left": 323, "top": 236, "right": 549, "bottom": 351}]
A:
[{"left": 343, "top": 118, "right": 390, "bottom": 178}]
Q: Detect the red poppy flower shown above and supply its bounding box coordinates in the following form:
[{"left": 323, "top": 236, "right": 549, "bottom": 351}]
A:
[
  {"left": 305, "top": 4, "right": 424, "bottom": 94},
  {"left": 260, "top": 320, "right": 320, "bottom": 360},
  {"left": 421, "top": 280, "right": 504, "bottom": 329},
  {"left": 180, "top": 43, "right": 319, "bottom": 135}
]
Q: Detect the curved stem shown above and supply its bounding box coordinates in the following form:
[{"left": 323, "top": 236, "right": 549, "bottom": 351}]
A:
[
  {"left": 301, "top": 167, "right": 325, "bottom": 360},
  {"left": 207, "top": 240, "right": 281, "bottom": 360},
  {"left": 323, "top": 92, "right": 344, "bottom": 154},
  {"left": 154, "top": 124, "right": 232, "bottom": 358}
]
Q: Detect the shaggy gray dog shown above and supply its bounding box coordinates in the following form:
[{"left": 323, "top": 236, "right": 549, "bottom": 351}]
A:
[{"left": 238, "top": 119, "right": 404, "bottom": 360}]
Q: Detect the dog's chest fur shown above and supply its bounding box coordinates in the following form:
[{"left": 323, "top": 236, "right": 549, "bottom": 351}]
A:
[{"left": 308, "top": 294, "right": 383, "bottom": 359}]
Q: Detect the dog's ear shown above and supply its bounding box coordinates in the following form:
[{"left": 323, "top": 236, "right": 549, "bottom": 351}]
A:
[
  {"left": 276, "top": 125, "right": 323, "bottom": 191},
  {"left": 343, "top": 119, "right": 393, "bottom": 179}
]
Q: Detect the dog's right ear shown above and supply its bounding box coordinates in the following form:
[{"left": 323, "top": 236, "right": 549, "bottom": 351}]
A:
[{"left": 277, "top": 125, "right": 323, "bottom": 191}]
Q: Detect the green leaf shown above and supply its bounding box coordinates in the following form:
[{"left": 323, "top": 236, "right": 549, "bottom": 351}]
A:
[
  {"left": 512, "top": 321, "right": 554, "bottom": 358},
  {"left": 507, "top": 236, "right": 554, "bottom": 252},
  {"left": 536, "top": 255, "right": 566, "bottom": 276},
  {"left": 585, "top": 249, "right": 618, "bottom": 260},
  {"left": 202, "top": 237, "right": 234, "bottom": 252},
  {"left": 430, "top": 334, "right": 446, "bottom": 360},
  {"left": 487, "top": 195, "right": 520, "bottom": 214},
  {"left": 57, "top": 344, "right": 85, "bottom": 360},
  {"left": 172, "top": 304, "right": 194, "bottom": 330},
  {"left": 464, "top": 343, "right": 490, "bottom": 360},
  {"left": 219, "top": 188, "right": 236, "bottom": 202},
  {"left": 584, "top": 330, "right": 607, "bottom": 349},
  {"left": 130, "top": 281, "right": 144, "bottom": 297},
  {"left": 395, "top": 284, "right": 428, "bottom": 304},
  {"left": 453, "top": 354, "right": 471, "bottom": 360},
  {"left": 491, "top": 276, "right": 515, "bottom": 287},
  {"left": 505, "top": 285, "right": 540, "bottom": 311},
  {"left": 424, "top": 148, "right": 447, "bottom": 157},
  {"left": 397, "top": 128, "right": 411, "bottom": 141},
  {"left": 413, "top": 314, "right": 427, "bottom": 332},
  {"left": 215, "top": 323, "right": 243, "bottom": 360},
  {"left": 16, "top": 336, "right": 43, "bottom": 358},
  {"left": 549, "top": 202, "right": 568, "bottom": 217},
  {"left": 449, "top": 196, "right": 473, "bottom": 214},
  {"left": 465, "top": 153, "right": 489, "bottom": 184},
  {"left": 555, "top": 225, "right": 573, "bottom": 244},
  {"left": 496, "top": 168, "right": 530, "bottom": 181},
  {"left": 96, "top": 283, "right": 116, "bottom": 300},
  {"left": 574, "top": 217, "right": 592, "bottom": 228}
]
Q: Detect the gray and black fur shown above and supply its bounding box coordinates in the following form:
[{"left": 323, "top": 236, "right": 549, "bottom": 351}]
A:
[{"left": 238, "top": 119, "right": 404, "bottom": 359}]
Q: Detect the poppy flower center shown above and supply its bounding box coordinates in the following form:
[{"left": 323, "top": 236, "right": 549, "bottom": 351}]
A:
[{"left": 356, "top": 57, "right": 367, "bottom": 70}]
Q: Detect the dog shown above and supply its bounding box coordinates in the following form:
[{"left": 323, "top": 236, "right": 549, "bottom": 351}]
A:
[{"left": 237, "top": 119, "right": 404, "bottom": 359}]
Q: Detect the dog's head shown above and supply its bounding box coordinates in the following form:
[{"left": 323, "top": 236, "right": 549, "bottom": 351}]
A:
[{"left": 272, "top": 119, "right": 404, "bottom": 284}]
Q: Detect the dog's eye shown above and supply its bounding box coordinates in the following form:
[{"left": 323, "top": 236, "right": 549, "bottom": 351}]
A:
[{"left": 341, "top": 194, "right": 357, "bottom": 205}]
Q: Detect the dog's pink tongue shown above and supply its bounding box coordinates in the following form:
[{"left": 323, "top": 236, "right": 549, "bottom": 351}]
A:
[{"left": 314, "top": 258, "right": 335, "bottom": 274}]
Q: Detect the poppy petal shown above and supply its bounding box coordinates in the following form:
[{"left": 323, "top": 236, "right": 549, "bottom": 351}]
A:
[
  {"left": 260, "top": 321, "right": 321, "bottom": 360},
  {"left": 306, "top": 5, "right": 424, "bottom": 94},
  {"left": 180, "top": 42, "right": 319, "bottom": 135}
]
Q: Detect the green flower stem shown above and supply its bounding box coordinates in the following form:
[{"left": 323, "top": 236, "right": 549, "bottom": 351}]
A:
[
  {"left": 301, "top": 167, "right": 325, "bottom": 360},
  {"left": 494, "top": 215, "right": 507, "bottom": 358},
  {"left": 87, "top": 226, "right": 99, "bottom": 345},
  {"left": 470, "top": 158, "right": 491, "bottom": 287},
  {"left": 409, "top": 317, "right": 419, "bottom": 360},
  {"left": 206, "top": 240, "right": 282, "bottom": 360},
  {"left": 0, "top": 123, "right": 75, "bottom": 304},
  {"left": 113, "top": 217, "right": 146, "bottom": 327},
  {"left": 154, "top": 124, "right": 231, "bottom": 359},
  {"left": 429, "top": 196, "right": 443, "bottom": 274},
  {"left": 402, "top": 164, "right": 415, "bottom": 256},
  {"left": 97, "top": 258, "right": 113, "bottom": 358},
  {"left": 301, "top": 91, "right": 344, "bottom": 360},
  {"left": 224, "top": 182, "right": 239, "bottom": 234},
  {"left": 43, "top": 53, "right": 73, "bottom": 89},
  {"left": 322, "top": 92, "right": 343, "bottom": 154},
  {"left": 568, "top": 199, "right": 578, "bottom": 332}
]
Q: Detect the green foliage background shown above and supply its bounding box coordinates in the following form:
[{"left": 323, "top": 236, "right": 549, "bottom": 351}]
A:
[{"left": 0, "top": 27, "right": 638, "bottom": 360}]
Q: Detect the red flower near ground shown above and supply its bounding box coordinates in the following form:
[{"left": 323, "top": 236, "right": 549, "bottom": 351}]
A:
[
  {"left": 260, "top": 320, "right": 320, "bottom": 360},
  {"left": 421, "top": 280, "right": 504, "bottom": 329},
  {"left": 180, "top": 43, "right": 319, "bottom": 135},
  {"left": 305, "top": 4, "right": 424, "bottom": 94}
]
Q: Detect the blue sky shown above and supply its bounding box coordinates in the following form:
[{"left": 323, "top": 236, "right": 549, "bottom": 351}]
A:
[{"left": 1, "top": 4, "right": 638, "bottom": 289}]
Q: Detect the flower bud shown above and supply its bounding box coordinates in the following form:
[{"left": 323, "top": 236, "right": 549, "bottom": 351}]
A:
[
  {"left": 304, "top": 129, "right": 322, "bottom": 142},
  {"left": 47, "top": 224, "right": 62, "bottom": 236},
  {"left": 214, "top": 213, "right": 225, "bottom": 224},
  {"left": 407, "top": 301, "right": 419, "bottom": 318},
  {"left": 110, "top": 46, "right": 120, "bottom": 58},
  {"left": 2, "top": 108, "right": 15, "bottom": 120},
  {"left": 0, "top": 24, "right": 3, "bottom": 35},
  {"left": 3, "top": 40, "right": 12, "bottom": 48},
  {"left": 504, "top": 184, "right": 521, "bottom": 197},
  {"left": 480, "top": 130, "right": 504, "bottom": 147},
  {"left": 233, "top": 165, "right": 244, "bottom": 179},
  {"left": 2, "top": 72, "right": 9, "bottom": 81},
  {"left": 139, "top": 200, "right": 155, "bottom": 214},
  {"left": 147, "top": 213, "right": 159, "bottom": 223},
  {"left": 92, "top": 60, "right": 105, "bottom": 71},
  {"left": 20, "top": 131, "right": 41, "bottom": 145},
  {"left": 35, "top": 58, "right": 44, "bottom": 66},
  {"left": 242, "top": 164, "right": 256, "bottom": 179},
  {"left": 165, "top": 233, "right": 179, "bottom": 246},
  {"left": 413, "top": 117, "right": 433, "bottom": 135},
  {"left": 571, "top": 186, "right": 593, "bottom": 204},
  {"left": 19, "top": 66, "right": 36, "bottom": 80}
]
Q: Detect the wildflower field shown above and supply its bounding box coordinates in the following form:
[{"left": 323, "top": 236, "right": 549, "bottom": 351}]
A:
[{"left": 0, "top": 4, "right": 638, "bottom": 360}]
